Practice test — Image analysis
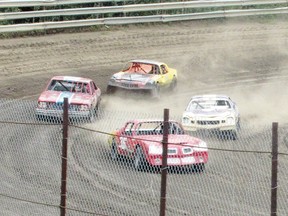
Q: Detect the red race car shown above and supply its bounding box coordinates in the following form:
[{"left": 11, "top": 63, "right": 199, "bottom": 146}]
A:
[
  {"left": 36, "top": 76, "right": 101, "bottom": 122},
  {"left": 109, "top": 119, "right": 208, "bottom": 172}
]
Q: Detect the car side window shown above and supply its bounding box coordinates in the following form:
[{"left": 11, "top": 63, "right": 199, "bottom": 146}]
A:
[
  {"left": 161, "top": 65, "right": 168, "bottom": 74},
  {"left": 48, "top": 80, "right": 56, "bottom": 90},
  {"left": 90, "top": 82, "right": 96, "bottom": 94},
  {"left": 92, "top": 81, "right": 98, "bottom": 90},
  {"left": 170, "top": 122, "right": 184, "bottom": 135},
  {"left": 123, "top": 122, "right": 134, "bottom": 136},
  {"left": 153, "top": 65, "right": 160, "bottom": 75}
]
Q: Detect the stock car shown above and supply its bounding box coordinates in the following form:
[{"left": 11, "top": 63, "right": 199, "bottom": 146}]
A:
[
  {"left": 181, "top": 95, "right": 240, "bottom": 139},
  {"left": 106, "top": 59, "right": 177, "bottom": 98},
  {"left": 109, "top": 119, "right": 208, "bottom": 172},
  {"left": 36, "top": 76, "right": 101, "bottom": 121}
]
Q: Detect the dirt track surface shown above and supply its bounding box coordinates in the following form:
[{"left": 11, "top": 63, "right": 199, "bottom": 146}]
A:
[{"left": 1, "top": 19, "right": 288, "bottom": 216}]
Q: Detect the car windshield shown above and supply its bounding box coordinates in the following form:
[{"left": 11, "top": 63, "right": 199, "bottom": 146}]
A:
[
  {"left": 123, "top": 62, "right": 157, "bottom": 74},
  {"left": 187, "top": 99, "right": 231, "bottom": 111},
  {"left": 47, "top": 80, "right": 90, "bottom": 93},
  {"left": 134, "top": 121, "right": 184, "bottom": 135}
]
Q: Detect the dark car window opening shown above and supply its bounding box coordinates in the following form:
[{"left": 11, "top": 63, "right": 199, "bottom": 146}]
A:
[
  {"left": 135, "top": 121, "right": 184, "bottom": 135},
  {"left": 48, "top": 80, "right": 90, "bottom": 94}
]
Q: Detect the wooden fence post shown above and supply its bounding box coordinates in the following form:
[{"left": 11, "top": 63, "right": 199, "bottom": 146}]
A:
[
  {"left": 60, "top": 98, "right": 69, "bottom": 216},
  {"left": 160, "top": 108, "right": 169, "bottom": 216},
  {"left": 271, "top": 122, "right": 278, "bottom": 216}
]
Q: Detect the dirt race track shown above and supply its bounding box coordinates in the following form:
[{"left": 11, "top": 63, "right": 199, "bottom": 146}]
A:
[{"left": 1, "top": 18, "right": 288, "bottom": 216}]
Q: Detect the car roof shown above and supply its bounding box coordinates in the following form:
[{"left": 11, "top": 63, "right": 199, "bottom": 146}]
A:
[
  {"left": 128, "top": 59, "right": 165, "bottom": 66},
  {"left": 51, "top": 76, "right": 93, "bottom": 83},
  {"left": 191, "top": 94, "right": 231, "bottom": 100}
]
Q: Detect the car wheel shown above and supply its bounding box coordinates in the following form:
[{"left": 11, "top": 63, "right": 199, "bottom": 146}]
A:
[
  {"left": 134, "top": 146, "right": 147, "bottom": 171},
  {"left": 229, "top": 130, "right": 238, "bottom": 140},
  {"left": 111, "top": 140, "right": 120, "bottom": 161},
  {"left": 170, "top": 77, "right": 177, "bottom": 91},
  {"left": 193, "top": 163, "right": 205, "bottom": 173},
  {"left": 236, "top": 119, "right": 241, "bottom": 131},
  {"left": 87, "top": 103, "right": 100, "bottom": 122},
  {"left": 151, "top": 85, "right": 160, "bottom": 99},
  {"left": 106, "top": 85, "right": 116, "bottom": 94},
  {"left": 94, "top": 101, "right": 101, "bottom": 118},
  {"left": 86, "top": 108, "right": 95, "bottom": 122},
  {"left": 36, "top": 114, "right": 42, "bottom": 121},
  {"left": 220, "top": 130, "right": 237, "bottom": 140}
]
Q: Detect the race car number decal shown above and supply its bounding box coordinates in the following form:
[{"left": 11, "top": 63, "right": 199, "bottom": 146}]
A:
[{"left": 120, "top": 137, "right": 128, "bottom": 150}]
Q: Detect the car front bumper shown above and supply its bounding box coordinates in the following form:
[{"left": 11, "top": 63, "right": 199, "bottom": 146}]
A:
[
  {"left": 36, "top": 108, "right": 90, "bottom": 119},
  {"left": 182, "top": 122, "right": 236, "bottom": 131}
]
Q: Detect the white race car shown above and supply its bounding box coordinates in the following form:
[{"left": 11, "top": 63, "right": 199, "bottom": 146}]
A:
[{"left": 181, "top": 95, "right": 240, "bottom": 139}]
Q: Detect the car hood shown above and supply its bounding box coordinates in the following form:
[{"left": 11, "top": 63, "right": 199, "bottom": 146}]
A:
[
  {"left": 136, "top": 134, "right": 203, "bottom": 147},
  {"left": 38, "top": 91, "right": 92, "bottom": 104},
  {"left": 183, "top": 108, "right": 233, "bottom": 117},
  {"left": 113, "top": 72, "right": 155, "bottom": 84}
]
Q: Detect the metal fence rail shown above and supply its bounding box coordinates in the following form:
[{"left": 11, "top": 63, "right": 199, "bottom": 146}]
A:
[
  {"left": 1, "top": 7, "right": 288, "bottom": 33},
  {"left": 0, "top": 0, "right": 127, "bottom": 8},
  {"left": 1, "top": 0, "right": 287, "bottom": 21},
  {"left": 0, "top": 0, "right": 287, "bottom": 8},
  {"left": 0, "top": 0, "right": 287, "bottom": 33}
]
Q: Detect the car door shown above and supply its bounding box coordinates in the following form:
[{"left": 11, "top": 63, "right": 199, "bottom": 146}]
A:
[
  {"left": 119, "top": 122, "right": 135, "bottom": 155},
  {"left": 90, "top": 81, "right": 100, "bottom": 108},
  {"left": 158, "top": 64, "right": 170, "bottom": 87}
]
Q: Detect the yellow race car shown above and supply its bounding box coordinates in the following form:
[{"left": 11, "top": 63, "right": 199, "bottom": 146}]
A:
[{"left": 106, "top": 59, "right": 177, "bottom": 98}]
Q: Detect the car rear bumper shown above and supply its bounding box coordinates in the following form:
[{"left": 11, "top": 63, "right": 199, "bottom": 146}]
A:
[{"left": 108, "top": 82, "right": 155, "bottom": 90}]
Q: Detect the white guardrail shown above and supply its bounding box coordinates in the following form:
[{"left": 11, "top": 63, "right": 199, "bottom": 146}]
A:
[{"left": 0, "top": 0, "right": 287, "bottom": 33}]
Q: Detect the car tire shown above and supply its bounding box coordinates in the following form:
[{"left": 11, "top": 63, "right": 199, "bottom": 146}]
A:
[
  {"left": 229, "top": 130, "right": 238, "bottom": 140},
  {"left": 87, "top": 109, "right": 95, "bottom": 122},
  {"left": 229, "top": 120, "right": 240, "bottom": 140},
  {"left": 94, "top": 101, "right": 101, "bottom": 118},
  {"left": 87, "top": 103, "right": 100, "bottom": 122},
  {"left": 111, "top": 140, "right": 120, "bottom": 161},
  {"left": 134, "top": 146, "right": 148, "bottom": 172},
  {"left": 151, "top": 85, "right": 160, "bottom": 99},
  {"left": 36, "top": 114, "right": 42, "bottom": 121},
  {"left": 106, "top": 85, "right": 116, "bottom": 94},
  {"left": 193, "top": 163, "right": 205, "bottom": 173},
  {"left": 170, "top": 77, "right": 177, "bottom": 91}
]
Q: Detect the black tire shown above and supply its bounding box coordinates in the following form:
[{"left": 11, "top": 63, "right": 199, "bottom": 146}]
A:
[
  {"left": 106, "top": 85, "right": 116, "bottom": 94},
  {"left": 220, "top": 130, "right": 237, "bottom": 140},
  {"left": 229, "top": 130, "right": 238, "bottom": 140},
  {"left": 170, "top": 77, "right": 177, "bottom": 91},
  {"left": 111, "top": 140, "right": 120, "bottom": 161},
  {"left": 151, "top": 85, "right": 160, "bottom": 99},
  {"left": 134, "top": 146, "right": 148, "bottom": 171},
  {"left": 87, "top": 102, "right": 100, "bottom": 122},
  {"left": 193, "top": 163, "right": 205, "bottom": 173},
  {"left": 87, "top": 109, "right": 95, "bottom": 122},
  {"left": 36, "top": 114, "right": 42, "bottom": 121},
  {"left": 94, "top": 101, "right": 101, "bottom": 118}
]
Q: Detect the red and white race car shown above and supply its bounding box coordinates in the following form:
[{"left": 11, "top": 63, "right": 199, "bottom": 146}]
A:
[
  {"left": 36, "top": 76, "right": 101, "bottom": 121},
  {"left": 109, "top": 119, "right": 208, "bottom": 172}
]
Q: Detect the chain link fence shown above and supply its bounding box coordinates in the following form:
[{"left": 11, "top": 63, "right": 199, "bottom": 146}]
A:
[{"left": 0, "top": 98, "right": 288, "bottom": 215}]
